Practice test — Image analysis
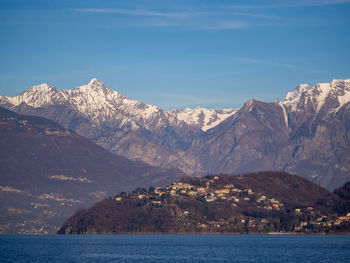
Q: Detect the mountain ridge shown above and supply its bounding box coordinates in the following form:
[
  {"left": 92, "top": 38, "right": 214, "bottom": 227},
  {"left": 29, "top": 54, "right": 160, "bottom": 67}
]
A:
[{"left": 1, "top": 78, "right": 350, "bottom": 190}]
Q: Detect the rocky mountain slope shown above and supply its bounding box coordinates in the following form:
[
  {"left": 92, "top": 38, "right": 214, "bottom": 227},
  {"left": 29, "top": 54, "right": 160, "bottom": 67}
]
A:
[
  {"left": 0, "top": 107, "right": 184, "bottom": 234},
  {"left": 189, "top": 79, "right": 350, "bottom": 190},
  {"left": 58, "top": 171, "right": 350, "bottom": 234},
  {"left": 1, "top": 78, "right": 350, "bottom": 190}
]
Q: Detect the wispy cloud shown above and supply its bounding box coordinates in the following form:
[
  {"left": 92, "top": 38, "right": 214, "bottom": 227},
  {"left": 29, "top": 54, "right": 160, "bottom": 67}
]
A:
[
  {"left": 70, "top": 3, "right": 329, "bottom": 30},
  {"left": 202, "top": 21, "right": 250, "bottom": 30},
  {"left": 72, "top": 8, "right": 202, "bottom": 18},
  {"left": 230, "top": 0, "right": 350, "bottom": 9},
  {"left": 230, "top": 12, "right": 283, "bottom": 20},
  {"left": 71, "top": 7, "right": 254, "bottom": 30}
]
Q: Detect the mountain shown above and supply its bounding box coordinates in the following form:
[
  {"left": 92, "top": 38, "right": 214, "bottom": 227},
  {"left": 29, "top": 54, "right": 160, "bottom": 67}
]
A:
[
  {"left": 1, "top": 78, "right": 350, "bottom": 190},
  {"left": 58, "top": 171, "right": 350, "bottom": 234},
  {"left": 189, "top": 79, "right": 350, "bottom": 190},
  {"left": 1, "top": 79, "right": 205, "bottom": 175},
  {"left": 0, "top": 107, "right": 184, "bottom": 234},
  {"left": 188, "top": 99, "right": 292, "bottom": 174},
  {"left": 172, "top": 107, "right": 238, "bottom": 131}
]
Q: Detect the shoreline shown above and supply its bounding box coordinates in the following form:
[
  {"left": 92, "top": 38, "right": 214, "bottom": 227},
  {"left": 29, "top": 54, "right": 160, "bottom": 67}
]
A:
[
  {"left": 2, "top": 232, "right": 350, "bottom": 236},
  {"left": 55, "top": 231, "right": 350, "bottom": 236}
]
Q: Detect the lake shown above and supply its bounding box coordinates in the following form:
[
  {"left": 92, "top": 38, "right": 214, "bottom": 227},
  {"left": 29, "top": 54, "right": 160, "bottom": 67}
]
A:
[{"left": 1, "top": 235, "right": 350, "bottom": 262}]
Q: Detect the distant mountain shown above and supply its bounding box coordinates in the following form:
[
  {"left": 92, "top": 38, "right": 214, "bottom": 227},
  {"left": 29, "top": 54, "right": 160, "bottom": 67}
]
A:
[
  {"left": 0, "top": 107, "right": 184, "bottom": 234},
  {"left": 58, "top": 171, "right": 350, "bottom": 234},
  {"left": 172, "top": 107, "right": 238, "bottom": 131},
  {"left": 1, "top": 78, "right": 350, "bottom": 190},
  {"left": 0, "top": 79, "right": 205, "bottom": 175},
  {"left": 189, "top": 79, "right": 350, "bottom": 190}
]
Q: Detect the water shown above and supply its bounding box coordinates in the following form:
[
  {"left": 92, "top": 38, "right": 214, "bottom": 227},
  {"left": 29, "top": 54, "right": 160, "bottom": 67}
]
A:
[{"left": 1, "top": 235, "right": 350, "bottom": 263}]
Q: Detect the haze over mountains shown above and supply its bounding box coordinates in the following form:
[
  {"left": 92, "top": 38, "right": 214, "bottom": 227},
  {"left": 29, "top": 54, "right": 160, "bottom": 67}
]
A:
[{"left": 1, "top": 78, "right": 350, "bottom": 190}]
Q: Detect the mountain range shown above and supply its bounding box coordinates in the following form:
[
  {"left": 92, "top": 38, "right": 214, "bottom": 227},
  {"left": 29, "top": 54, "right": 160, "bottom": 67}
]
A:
[
  {"left": 1, "top": 78, "right": 350, "bottom": 190},
  {"left": 0, "top": 107, "right": 183, "bottom": 233}
]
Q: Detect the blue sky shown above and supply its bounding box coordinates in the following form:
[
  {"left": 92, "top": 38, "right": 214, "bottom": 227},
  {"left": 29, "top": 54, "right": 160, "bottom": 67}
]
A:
[{"left": 0, "top": 0, "right": 349, "bottom": 110}]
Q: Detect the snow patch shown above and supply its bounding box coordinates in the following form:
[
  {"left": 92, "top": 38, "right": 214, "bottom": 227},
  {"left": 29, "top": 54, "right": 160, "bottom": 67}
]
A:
[
  {"left": 279, "top": 102, "right": 289, "bottom": 127},
  {"left": 314, "top": 83, "right": 331, "bottom": 112},
  {"left": 173, "top": 106, "right": 237, "bottom": 131}
]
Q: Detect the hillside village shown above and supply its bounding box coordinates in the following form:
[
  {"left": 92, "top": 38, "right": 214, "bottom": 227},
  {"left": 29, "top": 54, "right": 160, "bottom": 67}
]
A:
[{"left": 111, "top": 174, "right": 350, "bottom": 233}]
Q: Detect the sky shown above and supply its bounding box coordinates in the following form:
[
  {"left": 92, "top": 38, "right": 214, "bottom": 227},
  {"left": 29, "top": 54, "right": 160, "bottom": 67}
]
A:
[{"left": 0, "top": 0, "right": 349, "bottom": 110}]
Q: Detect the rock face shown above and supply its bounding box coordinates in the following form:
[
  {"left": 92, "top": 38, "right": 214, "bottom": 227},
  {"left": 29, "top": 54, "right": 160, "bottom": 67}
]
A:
[
  {"left": 188, "top": 100, "right": 293, "bottom": 175},
  {"left": 0, "top": 107, "right": 184, "bottom": 234},
  {"left": 58, "top": 172, "right": 350, "bottom": 234},
  {"left": 1, "top": 78, "right": 350, "bottom": 190}
]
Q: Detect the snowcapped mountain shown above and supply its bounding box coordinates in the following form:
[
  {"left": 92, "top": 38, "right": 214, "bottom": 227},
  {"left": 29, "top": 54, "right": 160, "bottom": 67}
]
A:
[
  {"left": 1, "top": 79, "right": 213, "bottom": 175},
  {"left": 172, "top": 107, "right": 238, "bottom": 131},
  {"left": 281, "top": 79, "right": 350, "bottom": 113},
  {"left": 281, "top": 79, "right": 350, "bottom": 114},
  {"left": 4, "top": 78, "right": 237, "bottom": 132},
  {"left": 188, "top": 78, "right": 350, "bottom": 190},
  {"left": 5, "top": 78, "right": 183, "bottom": 131},
  {"left": 1, "top": 77, "right": 350, "bottom": 190}
]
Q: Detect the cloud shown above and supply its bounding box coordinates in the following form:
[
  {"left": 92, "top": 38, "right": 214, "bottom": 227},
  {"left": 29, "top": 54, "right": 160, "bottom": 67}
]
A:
[
  {"left": 72, "top": 8, "right": 253, "bottom": 30},
  {"left": 202, "top": 21, "right": 250, "bottom": 30},
  {"left": 71, "top": 8, "right": 202, "bottom": 18},
  {"left": 70, "top": 3, "right": 329, "bottom": 30},
  {"left": 230, "top": 12, "right": 283, "bottom": 20},
  {"left": 230, "top": 0, "right": 350, "bottom": 9}
]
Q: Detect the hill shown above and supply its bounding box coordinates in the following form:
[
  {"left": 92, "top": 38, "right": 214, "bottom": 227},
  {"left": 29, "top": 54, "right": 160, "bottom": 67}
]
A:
[
  {"left": 0, "top": 107, "right": 184, "bottom": 234},
  {"left": 58, "top": 171, "right": 350, "bottom": 234},
  {"left": 334, "top": 182, "right": 350, "bottom": 201}
]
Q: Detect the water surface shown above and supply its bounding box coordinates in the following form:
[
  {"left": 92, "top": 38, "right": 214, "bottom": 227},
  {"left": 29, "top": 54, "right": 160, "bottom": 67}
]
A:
[{"left": 1, "top": 235, "right": 349, "bottom": 262}]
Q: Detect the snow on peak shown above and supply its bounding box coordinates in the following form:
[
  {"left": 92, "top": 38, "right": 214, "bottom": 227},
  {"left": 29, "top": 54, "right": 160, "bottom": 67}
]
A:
[
  {"left": 282, "top": 84, "right": 311, "bottom": 108},
  {"left": 281, "top": 78, "right": 350, "bottom": 113},
  {"left": 87, "top": 78, "right": 107, "bottom": 90},
  {"left": 28, "top": 83, "right": 53, "bottom": 92},
  {"left": 172, "top": 106, "right": 237, "bottom": 131},
  {"left": 2, "top": 79, "right": 180, "bottom": 130},
  {"left": 334, "top": 79, "right": 350, "bottom": 111},
  {"left": 89, "top": 78, "right": 102, "bottom": 85},
  {"left": 6, "top": 83, "right": 59, "bottom": 108},
  {"left": 314, "top": 82, "right": 332, "bottom": 112}
]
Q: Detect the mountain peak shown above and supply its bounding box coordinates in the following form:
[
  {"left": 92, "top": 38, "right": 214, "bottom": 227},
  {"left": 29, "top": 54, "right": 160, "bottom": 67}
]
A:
[
  {"left": 27, "top": 83, "right": 56, "bottom": 93},
  {"left": 88, "top": 78, "right": 104, "bottom": 87},
  {"left": 84, "top": 78, "right": 107, "bottom": 91},
  {"left": 73, "top": 78, "right": 110, "bottom": 96}
]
